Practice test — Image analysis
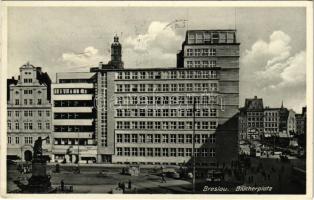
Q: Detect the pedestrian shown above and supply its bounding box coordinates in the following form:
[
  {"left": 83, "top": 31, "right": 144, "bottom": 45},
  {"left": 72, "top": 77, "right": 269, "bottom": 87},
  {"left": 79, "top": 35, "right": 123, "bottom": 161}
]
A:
[
  {"left": 121, "top": 182, "right": 125, "bottom": 192},
  {"left": 61, "top": 179, "right": 64, "bottom": 192},
  {"left": 128, "top": 180, "right": 132, "bottom": 189},
  {"left": 161, "top": 173, "right": 166, "bottom": 183}
]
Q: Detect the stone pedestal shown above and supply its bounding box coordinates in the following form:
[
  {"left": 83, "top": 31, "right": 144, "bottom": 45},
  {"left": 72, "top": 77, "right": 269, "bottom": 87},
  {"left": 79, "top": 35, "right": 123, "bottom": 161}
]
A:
[{"left": 15, "top": 158, "right": 54, "bottom": 193}]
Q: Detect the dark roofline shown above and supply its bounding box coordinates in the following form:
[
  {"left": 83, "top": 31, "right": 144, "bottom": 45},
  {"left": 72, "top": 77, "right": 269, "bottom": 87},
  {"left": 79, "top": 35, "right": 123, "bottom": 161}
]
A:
[
  {"left": 187, "top": 29, "right": 237, "bottom": 32},
  {"left": 91, "top": 65, "right": 222, "bottom": 72}
]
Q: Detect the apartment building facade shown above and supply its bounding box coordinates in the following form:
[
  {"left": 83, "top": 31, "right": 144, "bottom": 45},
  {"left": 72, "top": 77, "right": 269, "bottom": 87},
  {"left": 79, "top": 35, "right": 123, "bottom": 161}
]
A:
[
  {"left": 51, "top": 72, "right": 97, "bottom": 163},
  {"left": 91, "top": 30, "right": 240, "bottom": 166},
  {"left": 239, "top": 96, "right": 264, "bottom": 140},
  {"left": 7, "top": 62, "right": 52, "bottom": 161}
]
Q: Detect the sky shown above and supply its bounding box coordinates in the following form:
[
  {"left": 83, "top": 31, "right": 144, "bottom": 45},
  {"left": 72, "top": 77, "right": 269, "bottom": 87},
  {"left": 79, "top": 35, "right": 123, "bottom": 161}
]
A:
[{"left": 6, "top": 7, "right": 307, "bottom": 112}]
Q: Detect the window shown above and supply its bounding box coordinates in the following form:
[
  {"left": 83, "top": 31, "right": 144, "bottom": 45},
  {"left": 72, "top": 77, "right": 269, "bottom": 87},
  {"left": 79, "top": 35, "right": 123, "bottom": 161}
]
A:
[
  {"left": 132, "top": 134, "right": 137, "bottom": 143},
  {"left": 202, "top": 61, "right": 209, "bottom": 68},
  {"left": 170, "top": 134, "right": 176, "bottom": 143},
  {"left": 170, "top": 148, "right": 176, "bottom": 156},
  {"left": 186, "top": 148, "right": 192, "bottom": 156},
  {"left": 139, "top": 84, "right": 145, "bottom": 92},
  {"left": 24, "top": 99, "right": 28, "bottom": 105},
  {"left": 148, "top": 72, "right": 154, "bottom": 79},
  {"left": 117, "top": 85, "right": 123, "bottom": 92},
  {"left": 210, "top": 109, "right": 217, "bottom": 117},
  {"left": 140, "top": 72, "right": 146, "bottom": 79},
  {"left": 195, "top": 61, "right": 201, "bottom": 68},
  {"left": 15, "top": 137, "right": 19, "bottom": 144},
  {"left": 131, "top": 147, "right": 138, "bottom": 156},
  {"left": 186, "top": 134, "right": 192, "bottom": 143},
  {"left": 140, "top": 109, "right": 145, "bottom": 117},
  {"left": 187, "top": 61, "right": 193, "bottom": 68},
  {"left": 178, "top": 134, "right": 184, "bottom": 143},
  {"left": 8, "top": 122, "right": 12, "bottom": 130},
  {"left": 8, "top": 137, "right": 12, "bottom": 144},
  {"left": 209, "top": 60, "right": 216, "bottom": 68},
  {"left": 178, "top": 84, "right": 184, "bottom": 92},
  {"left": 162, "top": 121, "right": 169, "bottom": 130},
  {"left": 154, "top": 134, "right": 161, "bottom": 143},
  {"left": 15, "top": 122, "right": 19, "bottom": 130},
  {"left": 210, "top": 83, "right": 218, "bottom": 91},
  {"left": 155, "top": 121, "right": 161, "bottom": 129},
  {"left": 147, "top": 148, "right": 153, "bottom": 156},
  {"left": 15, "top": 99, "right": 19, "bottom": 105},
  {"left": 201, "top": 134, "right": 208, "bottom": 143},
  {"left": 139, "top": 148, "right": 145, "bottom": 156},
  {"left": 202, "top": 121, "right": 209, "bottom": 130},
  {"left": 162, "top": 84, "right": 169, "bottom": 92},
  {"left": 162, "top": 148, "right": 169, "bottom": 157},
  {"left": 195, "top": 49, "right": 201, "bottom": 56},
  {"left": 178, "top": 148, "right": 184, "bottom": 157},
  {"left": 125, "top": 72, "right": 130, "bottom": 79},
  {"left": 187, "top": 49, "right": 193, "bottom": 56},
  {"left": 139, "top": 134, "right": 145, "bottom": 143},
  {"left": 117, "top": 72, "right": 123, "bottom": 79},
  {"left": 24, "top": 137, "right": 33, "bottom": 144},
  {"left": 124, "top": 134, "right": 130, "bottom": 143},
  {"left": 132, "top": 72, "right": 138, "bottom": 80},
  {"left": 209, "top": 148, "right": 215, "bottom": 157},
  {"left": 38, "top": 122, "right": 42, "bottom": 130},
  {"left": 209, "top": 48, "right": 216, "bottom": 56},
  {"left": 178, "top": 122, "right": 184, "bottom": 129},
  {"left": 210, "top": 121, "right": 218, "bottom": 129},
  {"left": 123, "top": 147, "right": 130, "bottom": 156},
  {"left": 125, "top": 84, "right": 130, "bottom": 92},
  {"left": 46, "top": 111, "right": 50, "bottom": 117},
  {"left": 117, "top": 147, "right": 123, "bottom": 156},
  {"left": 201, "top": 148, "right": 208, "bottom": 157},
  {"left": 209, "top": 134, "right": 216, "bottom": 143},
  {"left": 203, "top": 48, "right": 209, "bottom": 56},
  {"left": 186, "top": 83, "right": 193, "bottom": 91},
  {"left": 203, "top": 109, "right": 209, "bottom": 117},
  {"left": 37, "top": 99, "right": 42, "bottom": 105},
  {"left": 147, "top": 134, "right": 153, "bottom": 143},
  {"left": 187, "top": 71, "right": 193, "bottom": 79},
  {"left": 162, "top": 134, "right": 169, "bottom": 143},
  {"left": 148, "top": 84, "right": 154, "bottom": 92},
  {"left": 155, "top": 148, "right": 161, "bottom": 156},
  {"left": 162, "top": 96, "right": 169, "bottom": 105}
]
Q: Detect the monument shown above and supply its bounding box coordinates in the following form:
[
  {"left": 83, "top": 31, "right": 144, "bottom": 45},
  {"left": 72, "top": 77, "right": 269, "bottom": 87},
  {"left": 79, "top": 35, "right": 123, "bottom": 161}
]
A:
[{"left": 14, "top": 136, "right": 55, "bottom": 193}]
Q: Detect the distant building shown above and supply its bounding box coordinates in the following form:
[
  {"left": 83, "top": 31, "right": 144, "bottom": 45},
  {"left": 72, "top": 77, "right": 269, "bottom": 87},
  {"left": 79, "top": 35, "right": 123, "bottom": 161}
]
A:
[
  {"left": 296, "top": 107, "right": 306, "bottom": 135},
  {"left": 51, "top": 72, "right": 97, "bottom": 163},
  {"left": 263, "top": 107, "right": 280, "bottom": 137},
  {"left": 7, "top": 62, "right": 52, "bottom": 161},
  {"left": 90, "top": 30, "right": 240, "bottom": 166},
  {"left": 239, "top": 96, "right": 264, "bottom": 140}
]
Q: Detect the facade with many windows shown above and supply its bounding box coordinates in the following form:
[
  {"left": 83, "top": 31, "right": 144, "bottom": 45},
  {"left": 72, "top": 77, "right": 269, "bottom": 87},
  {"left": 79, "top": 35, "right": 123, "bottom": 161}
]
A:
[
  {"left": 92, "top": 30, "right": 240, "bottom": 166},
  {"left": 51, "top": 72, "right": 97, "bottom": 163},
  {"left": 7, "top": 62, "right": 52, "bottom": 161}
]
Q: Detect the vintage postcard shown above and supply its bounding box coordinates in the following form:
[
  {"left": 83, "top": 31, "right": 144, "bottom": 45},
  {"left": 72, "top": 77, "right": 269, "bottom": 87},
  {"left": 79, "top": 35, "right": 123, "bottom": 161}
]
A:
[{"left": 0, "top": 1, "right": 313, "bottom": 199}]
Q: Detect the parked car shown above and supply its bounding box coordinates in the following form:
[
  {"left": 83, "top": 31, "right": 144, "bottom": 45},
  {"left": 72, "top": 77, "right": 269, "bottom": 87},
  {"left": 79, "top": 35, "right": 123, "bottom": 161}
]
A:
[{"left": 166, "top": 171, "right": 180, "bottom": 179}]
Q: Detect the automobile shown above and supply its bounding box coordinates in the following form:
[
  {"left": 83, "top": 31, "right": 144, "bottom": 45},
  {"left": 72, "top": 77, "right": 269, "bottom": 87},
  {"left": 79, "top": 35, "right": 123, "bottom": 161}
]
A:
[
  {"left": 206, "top": 170, "right": 224, "bottom": 183},
  {"left": 7, "top": 159, "right": 16, "bottom": 165},
  {"left": 165, "top": 171, "right": 180, "bottom": 179}
]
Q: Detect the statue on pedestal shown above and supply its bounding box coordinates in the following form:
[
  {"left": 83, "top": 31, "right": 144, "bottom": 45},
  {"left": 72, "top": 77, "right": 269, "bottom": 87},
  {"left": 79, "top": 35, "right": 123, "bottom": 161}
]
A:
[{"left": 14, "top": 136, "right": 56, "bottom": 193}]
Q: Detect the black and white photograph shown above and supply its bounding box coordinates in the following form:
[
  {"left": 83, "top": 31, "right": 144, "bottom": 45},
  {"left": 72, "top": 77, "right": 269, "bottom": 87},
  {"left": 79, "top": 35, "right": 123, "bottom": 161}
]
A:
[{"left": 0, "top": 1, "right": 313, "bottom": 198}]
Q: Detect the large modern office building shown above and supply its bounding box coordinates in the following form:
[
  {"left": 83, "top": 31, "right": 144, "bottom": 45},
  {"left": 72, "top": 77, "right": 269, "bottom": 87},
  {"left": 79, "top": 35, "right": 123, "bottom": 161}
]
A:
[
  {"left": 7, "top": 63, "right": 52, "bottom": 161},
  {"left": 51, "top": 72, "right": 97, "bottom": 163},
  {"left": 91, "top": 30, "right": 240, "bottom": 167}
]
